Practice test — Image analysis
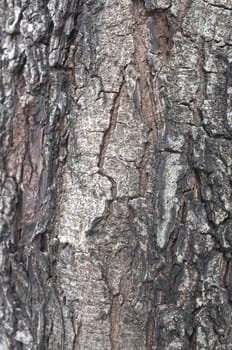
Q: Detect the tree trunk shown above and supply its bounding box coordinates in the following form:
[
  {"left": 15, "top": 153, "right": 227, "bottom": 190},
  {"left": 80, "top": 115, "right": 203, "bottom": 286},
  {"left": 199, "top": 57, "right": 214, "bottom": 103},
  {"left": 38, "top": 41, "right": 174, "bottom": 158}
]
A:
[{"left": 1, "top": 0, "right": 232, "bottom": 349}]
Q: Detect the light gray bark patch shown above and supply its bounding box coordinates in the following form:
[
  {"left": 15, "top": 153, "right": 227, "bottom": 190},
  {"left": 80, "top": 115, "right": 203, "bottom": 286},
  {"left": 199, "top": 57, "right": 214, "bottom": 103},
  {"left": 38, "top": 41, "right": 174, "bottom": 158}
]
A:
[
  {"left": 144, "top": 0, "right": 171, "bottom": 11},
  {"left": 154, "top": 153, "right": 183, "bottom": 248}
]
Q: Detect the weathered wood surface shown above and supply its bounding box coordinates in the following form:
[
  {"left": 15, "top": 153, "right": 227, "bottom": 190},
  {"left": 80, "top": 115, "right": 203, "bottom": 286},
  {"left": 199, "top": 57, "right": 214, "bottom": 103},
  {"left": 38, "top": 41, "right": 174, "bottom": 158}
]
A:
[{"left": 0, "top": 0, "right": 232, "bottom": 349}]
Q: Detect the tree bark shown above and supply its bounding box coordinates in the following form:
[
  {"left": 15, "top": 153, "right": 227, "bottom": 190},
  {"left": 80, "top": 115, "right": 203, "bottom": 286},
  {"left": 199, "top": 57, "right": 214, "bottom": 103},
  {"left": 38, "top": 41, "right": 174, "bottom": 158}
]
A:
[{"left": 1, "top": 0, "right": 232, "bottom": 349}]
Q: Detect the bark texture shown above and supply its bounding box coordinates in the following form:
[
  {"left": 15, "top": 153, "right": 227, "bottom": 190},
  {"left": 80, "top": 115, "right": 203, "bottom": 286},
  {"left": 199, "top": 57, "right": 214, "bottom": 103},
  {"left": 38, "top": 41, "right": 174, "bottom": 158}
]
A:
[{"left": 0, "top": 0, "right": 232, "bottom": 349}]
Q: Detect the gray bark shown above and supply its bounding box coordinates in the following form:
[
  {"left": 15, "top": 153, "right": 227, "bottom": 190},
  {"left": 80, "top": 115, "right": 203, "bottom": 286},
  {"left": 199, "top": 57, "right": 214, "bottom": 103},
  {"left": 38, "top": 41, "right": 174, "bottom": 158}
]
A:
[{"left": 0, "top": 0, "right": 232, "bottom": 349}]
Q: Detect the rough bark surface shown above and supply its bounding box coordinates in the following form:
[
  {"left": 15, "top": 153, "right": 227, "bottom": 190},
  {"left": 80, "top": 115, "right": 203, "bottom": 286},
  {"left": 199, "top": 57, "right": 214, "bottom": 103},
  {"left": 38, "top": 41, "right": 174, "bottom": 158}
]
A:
[{"left": 0, "top": 0, "right": 232, "bottom": 349}]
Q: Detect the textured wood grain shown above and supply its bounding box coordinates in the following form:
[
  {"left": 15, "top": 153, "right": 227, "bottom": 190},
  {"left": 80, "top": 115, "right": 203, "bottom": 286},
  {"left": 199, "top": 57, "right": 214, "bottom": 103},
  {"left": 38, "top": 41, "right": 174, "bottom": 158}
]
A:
[{"left": 0, "top": 0, "right": 232, "bottom": 349}]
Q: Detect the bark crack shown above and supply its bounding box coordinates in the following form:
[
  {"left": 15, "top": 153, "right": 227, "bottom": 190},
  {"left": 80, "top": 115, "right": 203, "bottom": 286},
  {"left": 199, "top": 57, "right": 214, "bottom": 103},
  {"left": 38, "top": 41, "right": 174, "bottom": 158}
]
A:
[
  {"left": 202, "top": 0, "right": 232, "bottom": 11},
  {"left": 110, "top": 294, "right": 121, "bottom": 350},
  {"left": 221, "top": 256, "right": 230, "bottom": 289},
  {"left": 71, "top": 314, "right": 82, "bottom": 350},
  {"left": 97, "top": 78, "right": 125, "bottom": 206},
  {"left": 146, "top": 307, "right": 156, "bottom": 350},
  {"left": 133, "top": 3, "right": 159, "bottom": 143},
  {"left": 139, "top": 141, "right": 150, "bottom": 196},
  {"left": 98, "top": 79, "right": 124, "bottom": 172}
]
